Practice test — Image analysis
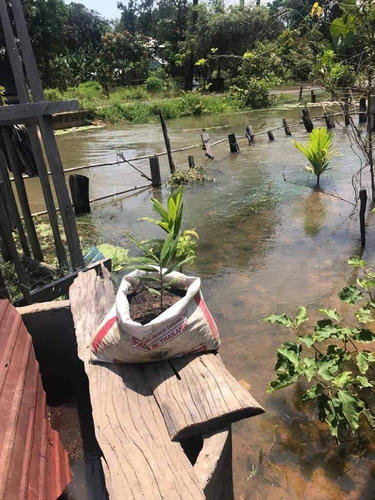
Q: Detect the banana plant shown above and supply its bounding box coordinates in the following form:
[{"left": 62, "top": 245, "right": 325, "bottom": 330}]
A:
[{"left": 293, "top": 127, "right": 338, "bottom": 187}]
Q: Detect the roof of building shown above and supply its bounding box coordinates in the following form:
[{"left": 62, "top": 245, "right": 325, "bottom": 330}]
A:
[{"left": 0, "top": 299, "right": 71, "bottom": 499}]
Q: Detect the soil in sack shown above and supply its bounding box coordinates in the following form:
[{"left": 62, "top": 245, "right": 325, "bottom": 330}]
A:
[{"left": 128, "top": 287, "right": 186, "bottom": 324}]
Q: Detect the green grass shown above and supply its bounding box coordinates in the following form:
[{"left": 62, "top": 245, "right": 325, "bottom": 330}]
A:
[{"left": 45, "top": 80, "right": 306, "bottom": 125}]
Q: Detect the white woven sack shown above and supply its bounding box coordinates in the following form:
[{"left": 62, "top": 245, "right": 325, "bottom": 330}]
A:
[{"left": 91, "top": 269, "right": 220, "bottom": 363}]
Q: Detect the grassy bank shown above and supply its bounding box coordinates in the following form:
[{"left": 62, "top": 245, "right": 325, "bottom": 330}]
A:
[{"left": 45, "top": 81, "right": 264, "bottom": 125}]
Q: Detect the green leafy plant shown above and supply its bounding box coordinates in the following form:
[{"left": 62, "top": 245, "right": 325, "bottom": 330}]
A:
[
  {"left": 265, "top": 257, "right": 375, "bottom": 442},
  {"left": 129, "top": 187, "right": 195, "bottom": 312},
  {"left": 293, "top": 127, "right": 337, "bottom": 187},
  {"left": 140, "top": 186, "right": 199, "bottom": 263}
]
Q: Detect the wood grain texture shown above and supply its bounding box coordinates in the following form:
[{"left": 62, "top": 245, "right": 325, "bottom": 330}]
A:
[
  {"left": 69, "top": 268, "right": 205, "bottom": 500},
  {"left": 144, "top": 353, "right": 264, "bottom": 441}
]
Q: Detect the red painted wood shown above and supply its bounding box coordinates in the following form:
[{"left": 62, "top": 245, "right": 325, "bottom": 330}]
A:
[{"left": 0, "top": 300, "right": 71, "bottom": 499}]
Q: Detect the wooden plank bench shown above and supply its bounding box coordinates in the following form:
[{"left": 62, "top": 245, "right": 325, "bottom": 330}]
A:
[{"left": 69, "top": 266, "right": 264, "bottom": 499}]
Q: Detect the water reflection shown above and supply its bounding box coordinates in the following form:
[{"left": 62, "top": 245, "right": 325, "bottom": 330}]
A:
[{"left": 302, "top": 191, "right": 327, "bottom": 237}]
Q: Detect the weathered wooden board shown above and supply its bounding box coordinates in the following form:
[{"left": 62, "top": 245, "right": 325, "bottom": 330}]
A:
[
  {"left": 69, "top": 268, "right": 205, "bottom": 499},
  {"left": 144, "top": 353, "right": 264, "bottom": 441},
  {"left": 194, "top": 427, "right": 233, "bottom": 500},
  {"left": 0, "top": 101, "right": 79, "bottom": 125}
]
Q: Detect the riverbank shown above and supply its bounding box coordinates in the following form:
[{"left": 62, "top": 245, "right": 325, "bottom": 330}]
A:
[{"left": 47, "top": 83, "right": 327, "bottom": 126}]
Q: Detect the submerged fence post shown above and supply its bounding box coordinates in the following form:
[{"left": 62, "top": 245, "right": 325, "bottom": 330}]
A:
[
  {"left": 302, "top": 108, "right": 313, "bottom": 132},
  {"left": 311, "top": 90, "right": 316, "bottom": 103},
  {"left": 149, "top": 156, "right": 161, "bottom": 187},
  {"left": 359, "top": 97, "right": 367, "bottom": 124},
  {"left": 282, "top": 118, "right": 292, "bottom": 136},
  {"left": 228, "top": 133, "right": 240, "bottom": 153},
  {"left": 245, "top": 125, "right": 255, "bottom": 144},
  {"left": 359, "top": 189, "right": 367, "bottom": 247},
  {"left": 201, "top": 131, "right": 214, "bottom": 159},
  {"left": 188, "top": 155, "right": 195, "bottom": 169},
  {"left": 267, "top": 130, "right": 275, "bottom": 141},
  {"left": 159, "top": 111, "right": 175, "bottom": 173},
  {"left": 299, "top": 86, "right": 303, "bottom": 101},
  {"left": 69, "top": 174, "right": 90, "bottom": 215},
  {"left": 344, "top": 92, "right": 350, "bottom": 126},
  {"left": 324, "top": 112, "right": 335, "bottom": 129}
]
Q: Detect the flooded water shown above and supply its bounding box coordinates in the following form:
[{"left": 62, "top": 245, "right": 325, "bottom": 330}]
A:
[{"left": 41, "top": 104, "right": 375, "bottom": 499}]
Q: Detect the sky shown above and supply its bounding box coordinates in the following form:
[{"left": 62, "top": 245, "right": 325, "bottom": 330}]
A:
[{"left": 65, "top": 0, "right": 121, "bottom": 20}]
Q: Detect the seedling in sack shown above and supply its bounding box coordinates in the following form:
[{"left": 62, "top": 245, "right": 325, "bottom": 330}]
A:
[{"left": 128, "top": 187, "right": 195, "bottom": 312}]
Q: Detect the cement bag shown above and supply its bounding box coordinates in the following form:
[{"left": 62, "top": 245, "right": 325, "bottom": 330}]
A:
[{"left": 91, "top": 269, "right": 220, "bottom": 363}]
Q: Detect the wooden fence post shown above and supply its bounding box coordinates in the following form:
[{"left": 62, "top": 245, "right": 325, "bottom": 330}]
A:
[
  {"left": 188, "top": 155, "right": 195, "bottom": 169},
  {"left": 359, "top": 188, "right": 367, "bottom": 247},
  {"left": 201, "top": 131, "right": 214, "bottom": 159},
  {"left": 245, "top": 125, "right": 255, "bottom": 144},
  {"left": 267, "top": 131, "right": 275, "bottom": 141},
  {"left": 311, "top": 90, "right": 316, "bottom": 103},
  {"left": 228, "top": 133, "right": 240, "bottom": 153},
  {"left": 282, "top": 119, "right": 292, "bottom": 136},
  {"left": 359, "top": 97, "right": 367, "bottom": 123},
  {"left": 302, "top": 108, "right": 313, "bottom": 132},
  {"left": 299, "top": 86, "right": 303, "bottom": 101},
  {"left": 324, "top": 112, "right": 335, "bottom": 129},
  {"left": 149, "top": 156, "right": 161, "bottom": 187},
  {"left": 344, "top": 92, "right": 350, "bottom": 126},
  {"left": 159, "top": 111, "right": 175, "bottom": 173},
  {"left": 69, "top": 175, "right": 90, "bottom": 215}
]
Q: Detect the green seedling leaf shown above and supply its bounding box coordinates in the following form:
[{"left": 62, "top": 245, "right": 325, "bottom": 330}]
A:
[
  {"left": 302, "top": 383, "right": 324, "bottom": 403},
  {"left": 145, "top": 286, "right": 161, "bottom": 297},
  {"left": 356, "top": 351, "right": 375, "bottom": 374},
  {"left": 339, "top": 286, "right": 363, "bottom": 305},
  {"left": 337, "top": 390, "right": 364, "bottom": 430},
  {"left": 264, "top": 313, "right": 294, "bottom": 327},
  {"left": 348, "top": 256, "right": 366, "bottom": 268},
  {"left": 355, "top": 307, "right": 374, "bottom": 324},
  {"left": 317, "top": 309, "right": 341, "bottom": 322},
  {"left": 303, "top": 357, "right": 317, "bottom": 382},
  {"left": 295, "top": 306, "right": 308, "bottom": 326},
  {"left": 353, "top": 376, "right": 372, "bottom": 388},
  {"left": 332, "top": 371, "right": 353, "bottom": 388},
  {"left": 267, "top": 371, "right": 300, "bottom": 393},
  {"left": 357, "top": 278, "right": 375, "bottom": 290}
]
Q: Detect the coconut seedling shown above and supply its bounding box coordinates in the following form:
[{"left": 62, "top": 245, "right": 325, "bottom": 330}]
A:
[{"left": 293, "top": 127, "right": 337, "bottom": 187}]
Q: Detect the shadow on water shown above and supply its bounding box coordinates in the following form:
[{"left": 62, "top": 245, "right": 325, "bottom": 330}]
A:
[{"left": 43, "top": 106, "right": 375, "bottom": 499}]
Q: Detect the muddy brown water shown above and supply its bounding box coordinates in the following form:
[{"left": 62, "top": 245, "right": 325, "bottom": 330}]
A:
[{"left": 40, "top": 104, "right": 375, "bottom": 499}]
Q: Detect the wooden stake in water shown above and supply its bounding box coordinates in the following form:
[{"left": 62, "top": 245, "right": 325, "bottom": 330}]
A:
[
  {"left": 359, "top": 189, "right": 367, "bottom": 247},
  {"left": 299, "top": 86, "right": 303, "bottom": 102},
  {"left": 245, "top": 125, "right": 255, "bottom": 144},
  {"left": 359, "top": 97, "right": 367, "bottom": 124},
  {"left": 311, "top": 90, "right": 316, "bottom": 103},
  {"left": 267, "top": 130, "right": 275, "bottom": 141},
  {"left": 282, "top": 118, "right": 292, "bottom": 136},
  {"left": 228, "top": 133, "right": 240, "bottom": 153},
  {"left": 149, "top": 156, "right": 161, "bottom": 187},
  {"left": 188, "top": 155, "right": 195, "bottom": 169},
  {"left": 302, "top": 108, "right": 313, "bottom": 133},
  {"left": 159, "top": 111, "right": 175, "bottom": 174}
]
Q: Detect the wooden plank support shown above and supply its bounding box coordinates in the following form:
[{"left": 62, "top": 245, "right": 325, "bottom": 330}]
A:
[
  {"left": 69, "top": 174, "right": 90, "bottom": 215},
  {"left": 159, "top": 111, "right": 176, "bottom": 174},
  {"left": 144, "top": 353, "right": 264, "bottom": 441},
  {"left": 228, "top": 133, "right": 240, "bottom": 153},
  {"left": 0, "top": 149, "right": 30, "bottom": 256},
  {"left": 15, "top": 259, "right": 111, "bottom": 306},
  {"left": 0, "top": 0, "right": 68, "bottom": 269},
  {"left": 188, "top": 155, "right": 195, "bottom": 169},
  {"left": 193, "top": 428, "right": 233, "bottom": 500},
  {"left": 201, "top": 132, "right": 214, "bottom": 159},
  {"left": 149, "top": 155, "right": 161, "bottom": 187},
  {"left": 245, "top": 125, "right": 255, "bottom": 144},
  {"left": 0, "top": 101, "right": 79, "bottom": 125},
  {"left": 282, "top": 118, "right": 292, "bottom": 136},
  {"left": 2, "top": 128, "right": 43, "bottom": 261},
  {"left": 38, "top": 115, "right": 84, "bottom": 269},
  {"left": 0, "top": 181, "right": 31, "bottom": 303},
  {"left": 69, "top": 268, "right": 205, "bottom": 499}
]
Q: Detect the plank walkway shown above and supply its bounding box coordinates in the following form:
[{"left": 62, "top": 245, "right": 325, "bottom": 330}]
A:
[{"left": 69, "top": 266, "right": 264, "bottom": 499}]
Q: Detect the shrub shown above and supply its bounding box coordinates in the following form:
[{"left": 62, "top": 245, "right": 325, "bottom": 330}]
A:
[
  {"left": 230, "top": 77, "right": 274, "bottom": 109},
  {"left": 265, "top": 257, "right": 375, "bottom": 442},
  {"left": 145, "top": 68, "right": 173, "bottom": 92}
]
